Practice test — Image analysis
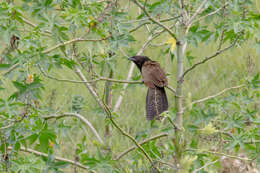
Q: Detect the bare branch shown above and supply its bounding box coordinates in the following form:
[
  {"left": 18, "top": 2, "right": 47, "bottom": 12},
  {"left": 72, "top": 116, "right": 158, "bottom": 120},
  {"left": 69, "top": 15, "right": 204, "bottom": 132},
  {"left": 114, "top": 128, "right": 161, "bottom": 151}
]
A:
[
  {"left": 43, "top": 37, "right": 111, "bottom": 54},
  {"left": 190, "top": 84, "right": 245, "bottom": 106},
  {"left": 7, "top": 146, "right": 94, "bottom": 171},
  {"left": 0, "top": 123, "right": 14, "bottom": 130},
  {"left": 186, "top": 0, "right": 208, "bottom": 28},
  {"left": 44, "top": 113, "right": 104, "bottom": 145},
  {"left": 131, "top": 0, "right": 178, "bottom": 40},
  {"left": 1, "top": 63, "right": 19, "bottom": 76},
  {"left": 21, "top": 17, "right": 52, "bottom": 35},
  {"left": 115, "top": 133, "right": 168, "bottom": 160},
  {"left": 193, "top": 159, "right": 219, "bottom": 173},
  {"left": 166, "top": 86, "right": 176, "bottom": 94},
  {"left": 182, "top": 35, "right": 241, "bottom": 78},
  {"left": 187, "top": 148, "right": 252, "bottom": 161},
  {"left": 192, "top": 3, "right": 228, "bottom": 24},
  {"left": 39, "top": 66, "right": 142, "bottom": 84}
]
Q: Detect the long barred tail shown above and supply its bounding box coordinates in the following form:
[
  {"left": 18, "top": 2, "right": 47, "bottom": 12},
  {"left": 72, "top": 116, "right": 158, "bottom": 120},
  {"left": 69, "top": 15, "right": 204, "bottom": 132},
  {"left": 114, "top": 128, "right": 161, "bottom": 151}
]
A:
[{"left": 146, "top": 87, "right": 168, "bottom": 120}]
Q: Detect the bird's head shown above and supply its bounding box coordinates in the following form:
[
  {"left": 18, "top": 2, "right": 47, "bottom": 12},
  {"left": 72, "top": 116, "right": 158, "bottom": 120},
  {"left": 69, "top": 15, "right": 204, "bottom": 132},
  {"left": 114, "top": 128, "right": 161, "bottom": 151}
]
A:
[{"left": 128, "top": 56, "right": 151, "bottom": 71}]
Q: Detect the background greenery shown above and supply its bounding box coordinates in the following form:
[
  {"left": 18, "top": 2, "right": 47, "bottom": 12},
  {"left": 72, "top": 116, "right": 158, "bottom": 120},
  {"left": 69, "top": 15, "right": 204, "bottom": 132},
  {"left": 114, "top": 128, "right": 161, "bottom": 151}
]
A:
[{"left": 0, "top": 0, "right": 259, "bottom": 172}]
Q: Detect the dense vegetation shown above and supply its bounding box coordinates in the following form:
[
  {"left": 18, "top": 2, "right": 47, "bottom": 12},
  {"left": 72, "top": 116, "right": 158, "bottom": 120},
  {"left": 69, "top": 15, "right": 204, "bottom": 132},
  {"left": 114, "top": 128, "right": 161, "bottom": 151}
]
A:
[{"left": 0, "top": 0, "right": 259, "bottom": 172}]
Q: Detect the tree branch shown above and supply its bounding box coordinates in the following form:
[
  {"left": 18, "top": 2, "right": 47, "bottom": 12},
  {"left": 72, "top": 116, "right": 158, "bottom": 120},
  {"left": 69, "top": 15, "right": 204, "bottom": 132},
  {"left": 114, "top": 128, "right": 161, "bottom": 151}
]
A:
[
  {"left": 129, "top": 15, "right": 181, "bottom": 33},
  {"left": 193, "top": 159, "right": 219, "bottom": 173},
  {"left": 39, "top": 66, "right": 142, "bottom": 84},
  {"left": 115, "top": 133, "right": 168, "bottom": 160},
  {"left": 182, "top": 35, "right": 240, "bottom": 78},
  {"left": 7, "top": 146, "right": 94, "bottom": 171},
  {"left": 186, "top": 148, "right": 252, "bottom": 161},
  {"left": 186, "top": 0, "right": 208, "bottom": 28},
  {"left": 192, "top": 3, "right": 228, "bottom": 24},
  {"left": 43, "top": 112, "right": 104, "bottom": 145},
  {"left": 1, "top": 63, "right": 19, "bottom": 76},
  {"left": 42, "top": 37, "right": 111, "bottom": 54},
  {"left": 190, "top": 84, "right": 245, "bottom": 106},
  {"left": 131, "top": 0, "right": 178, "bottom": 40},
  {"left": 21, "top": 17, "right": 52, "bottom": 35}
]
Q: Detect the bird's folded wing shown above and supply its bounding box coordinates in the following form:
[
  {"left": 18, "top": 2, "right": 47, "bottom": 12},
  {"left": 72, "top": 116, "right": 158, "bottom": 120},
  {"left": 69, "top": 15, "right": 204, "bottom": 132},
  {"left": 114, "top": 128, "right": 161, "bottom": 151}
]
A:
[{"left": 142, "top": 61, "right": 168, "bottom": 88}]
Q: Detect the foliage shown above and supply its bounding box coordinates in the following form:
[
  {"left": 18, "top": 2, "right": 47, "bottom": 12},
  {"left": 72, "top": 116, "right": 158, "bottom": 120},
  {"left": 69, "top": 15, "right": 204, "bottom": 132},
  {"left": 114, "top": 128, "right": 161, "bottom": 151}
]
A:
[{"left": 0, "top": 0, "right": 259, "bottom": 172}]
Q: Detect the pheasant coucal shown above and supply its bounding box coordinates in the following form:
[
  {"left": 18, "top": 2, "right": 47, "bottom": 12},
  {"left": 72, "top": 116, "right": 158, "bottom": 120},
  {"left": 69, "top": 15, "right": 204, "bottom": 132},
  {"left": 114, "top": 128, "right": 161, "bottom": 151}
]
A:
[{"left": 129, "top": 56, "right": 168, "bottom": 120}]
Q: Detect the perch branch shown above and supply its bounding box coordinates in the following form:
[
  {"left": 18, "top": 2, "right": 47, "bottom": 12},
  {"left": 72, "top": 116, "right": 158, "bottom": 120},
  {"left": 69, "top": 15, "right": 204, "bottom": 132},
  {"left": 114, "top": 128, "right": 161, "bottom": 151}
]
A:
[
  {"left": 43, "top": 112, "right": 104, "bottom": 145},
  {"left": 39, "top": 66, "right": 176, "bottom": 94},
  {"left": 39, "top": 66, "right": 142, "bottom": 84},
  {"left": 7, "top": 146, "right": 92, "bottom": 171},
  {"left": 115, "top": 133, "right": 168, "bottom": 160}
]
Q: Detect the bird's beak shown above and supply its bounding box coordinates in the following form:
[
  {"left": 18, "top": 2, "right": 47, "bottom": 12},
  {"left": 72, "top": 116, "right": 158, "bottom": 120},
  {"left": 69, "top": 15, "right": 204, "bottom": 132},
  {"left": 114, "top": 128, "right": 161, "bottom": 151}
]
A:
[{"left": 128, "top": 57, "right": 135, "bottom": 61}]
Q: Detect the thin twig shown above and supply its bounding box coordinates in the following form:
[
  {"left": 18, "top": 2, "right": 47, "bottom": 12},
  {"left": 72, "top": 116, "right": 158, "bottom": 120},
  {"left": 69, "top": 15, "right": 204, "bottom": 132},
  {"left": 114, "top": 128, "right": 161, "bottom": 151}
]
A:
[
  {"left": 187, "top": 148, "right": 252, "bottom": 161},
  {"left": 39, "top": 66, "right": 142, "bottom": 84},
  {"left": 115, "top": 133, "right": 168, "bottom": 160},
  {"left": 7, "top": 146, "right": 94, "bottom": 171},
  {"left": 0, "top": 123, "right": 14, "bottom": 130},
  {"left": 192, "top": 3, "right": 228, "bottom": 24},
  {"left": 193, "top": 159, "right": 219, "bottom": 173},
  {"left": 155, "top": 159, "right": 178, "bottom": 170},
  {"left": 182, "top": 34, "right": 241, "bottom": 78},
  {"left": 166, "top": 86, "right": 176, "bottom": 94},
  {"left": 2, "top": 63, "right": 19, "bottom": 76},
  {"left": 131, "top": 0, "right": 178, "bottom": 40},
  {"left": 186, "top": 0, "right": 208, "bottom": 29},
  {"left": 167, "top": 117, "right": 181, "bottom": 131},
  {"left": 43, "top": 37, "right": 110, "bottom": 54},
  {"left": 44, "top": 113, "right": 104, "bottom": 144},
  {"left": 190, "top": 84, "right": 245, "bottom": 105},
  {"left": 21, "top": 17, "right": 52, "bottom": 35}
]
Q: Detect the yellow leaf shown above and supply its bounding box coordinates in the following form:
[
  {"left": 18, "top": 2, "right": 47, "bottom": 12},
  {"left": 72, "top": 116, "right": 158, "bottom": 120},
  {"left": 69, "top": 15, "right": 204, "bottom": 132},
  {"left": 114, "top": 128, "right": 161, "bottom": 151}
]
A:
[
  {"left": 166, "top": 37, "right": 176, "bottom": 52},
  {"left": 49, "top": 141, "right": 54, "bottom": 148},
  {"left": 89, "top": 16, "right": 94, "bottom": 21},
  {"left": 26, "top": 74, "right": 34, "bottom": 84}
]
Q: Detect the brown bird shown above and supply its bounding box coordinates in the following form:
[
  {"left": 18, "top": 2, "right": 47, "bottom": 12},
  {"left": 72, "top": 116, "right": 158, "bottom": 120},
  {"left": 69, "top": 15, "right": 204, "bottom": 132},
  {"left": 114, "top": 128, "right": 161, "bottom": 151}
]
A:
[{"left": 129, "top": 56, "right": 168, "bottom": 120}]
